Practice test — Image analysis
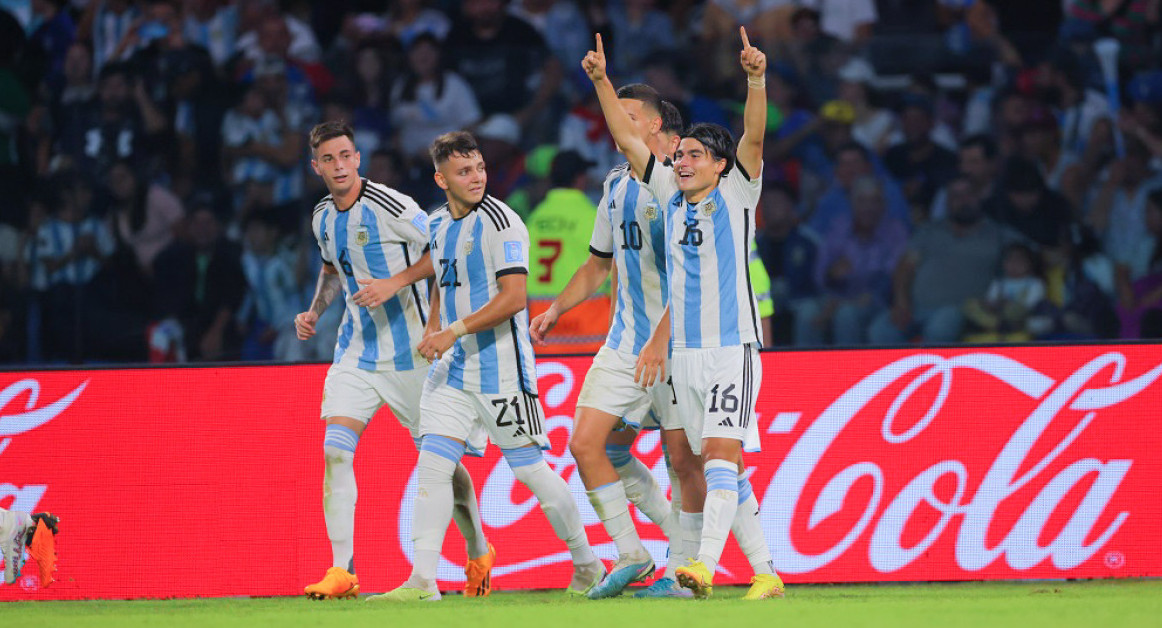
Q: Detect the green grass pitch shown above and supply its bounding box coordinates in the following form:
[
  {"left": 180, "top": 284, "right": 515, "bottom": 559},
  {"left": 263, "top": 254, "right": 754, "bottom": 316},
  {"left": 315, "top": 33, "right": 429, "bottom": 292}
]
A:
[{"left": 3, "top": 580, "right": 1159, "bottom": 628}]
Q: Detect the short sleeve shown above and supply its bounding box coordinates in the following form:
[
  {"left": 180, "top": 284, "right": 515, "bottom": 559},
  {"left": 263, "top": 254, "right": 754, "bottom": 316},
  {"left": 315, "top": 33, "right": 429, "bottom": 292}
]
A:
[
  {"left": 487, "top": 214, "right": 530, "bottom": 278},
  {"left": 588, "top": 177, "right": 616, "bottom": 258},
  {"left": 311, "top": 210, "right": 331, "bottom": 265},
  {"left": 723, "top": 161, "right": 763, "bottom": 210},
  {"left": 394, "top": 197, "right": 431, "bottom": 248},
  {"left": 641, "top": 155, "right": 680, "bottom": 208}
]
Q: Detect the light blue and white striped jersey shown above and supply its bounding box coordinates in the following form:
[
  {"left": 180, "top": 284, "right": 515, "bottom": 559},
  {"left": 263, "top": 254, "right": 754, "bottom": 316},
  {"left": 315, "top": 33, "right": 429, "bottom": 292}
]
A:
[
  {"left": 183, "top": 5, "right": 239, "bottom": 68},
  {"left": 23, "top": 217, "right": 116, "bottom": 290},
  {"left": 312, "top": 180, "right": 431, "bottom": 372},
  {"left": 427, "top": 195, "right": 538, "bottom": 396},
  {"left": 91, "top": 2, "right": 139, "bottom": 73},
  {"left": 642, "top": 156, "right": 764, "bottom": 349},
  {"left": 239, "top": 250, "right": 300, "bottom": 328},
  {"left": 589, "top": 163, "right": 668, "bottom": 356},
  {"left": 221, "top": 108, "right": 304, "bottom": 204}
]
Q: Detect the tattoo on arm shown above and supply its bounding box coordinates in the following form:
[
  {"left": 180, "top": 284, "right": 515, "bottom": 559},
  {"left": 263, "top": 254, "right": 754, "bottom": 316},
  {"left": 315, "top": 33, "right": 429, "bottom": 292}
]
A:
[{"left": 310, "top": 267, "right": 343, "bottom": 317}]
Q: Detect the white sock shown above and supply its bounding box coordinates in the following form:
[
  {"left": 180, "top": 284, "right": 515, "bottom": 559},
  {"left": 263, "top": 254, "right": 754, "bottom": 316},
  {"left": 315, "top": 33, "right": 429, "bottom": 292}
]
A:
[
  {"left": 409, "top": 450, "right": 457, "bottom": 587},
  {"left": 451, "top": 462, "right": 490, "bottom": 559},
  {"left": 676, "top": 511, "right": 702, "bottom": 572},
  {"left": 614, "top": 454, "right": 678, "bottom": 541},
  {"left": 322, "top": 444, "right": 357, "bottom": 573},
  {"left": 513, "top": 459, "right": 596, "bottom": 565},
  {"left": 587, "top": 482, "right": 647, "bottom": 557},
  {"left": 663, "top": 454, "right": 685, "bottom": 576},
  {"left": 732, "top": 482, "right": 774, "bottom": 576},
  {"left": 698, "top": 459, "right": 739, "bottom": 573}
]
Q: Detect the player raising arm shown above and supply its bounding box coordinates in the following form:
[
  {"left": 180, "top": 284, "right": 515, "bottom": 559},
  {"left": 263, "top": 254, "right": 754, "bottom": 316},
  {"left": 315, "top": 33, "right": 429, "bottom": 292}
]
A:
[
  {"left": 584, "top": 29, "right": 785, "bottom": 600},
  {"left": 296, "top": 121, "right": 494, "bottom": 601},
  {"left": 530, "top": 91, "right": 704, "bottom": 599},
  {"left": 376, "top": 132, "right": 604, "bottom": 602}
]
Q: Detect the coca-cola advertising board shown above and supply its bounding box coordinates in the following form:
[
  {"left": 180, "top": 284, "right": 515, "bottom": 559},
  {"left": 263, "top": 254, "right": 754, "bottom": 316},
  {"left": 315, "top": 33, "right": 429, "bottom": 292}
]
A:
[{"left": 1, "top": 344, "right": 1160, "bottom": 600}]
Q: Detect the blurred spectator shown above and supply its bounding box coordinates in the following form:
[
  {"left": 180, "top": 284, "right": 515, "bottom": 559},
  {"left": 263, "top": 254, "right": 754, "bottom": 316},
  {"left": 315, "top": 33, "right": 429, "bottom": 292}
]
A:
[
  {"left": 754, "top": 181, "right": 821, "bottom": 346},
  {"left": 47, "top": 42, "right": 96, "bottom": 154},
  {"left": 1061, "top": 0, "right": 1154, "bottom": 68},
  {"left": 807, "top": 142, "right": 910, "bottom": 235},
  {"left": 812, "top": 176, "right": 908, "bottom": 345},
  {"left": 884, "top": 95, "right": 958, "bottom": 215},
  {"left": 474, "top": 113, "right": 528, "bottom": 200},
  {"left": 79, "top": 0, "right": 139, "bottom": 73},
  {"left": 54, "top": 61, "right": 166, "bottom": 180},
  {"left": 236, "top": 3, "right": 321, "bottom": 66},
  {"left": 29, "top": 0, "right": 76, "bottom": 82},
  {"left": 772, "top": 99, "right": 854, "bottom": 208},
  {"left": 931, "top": 134, "right": 1000, "bottom": 221},
  {"left": 607, "top": 0, "right": 677, "bottom": 81},
  {"left": 238, "top": 209, "right": 298, "bottom": 360},
  {"left": 108, "top": 158, "right": 184, "bottom": 274},
  {"left": 1042, "top": 46, "right": 1111, "bottom": 156},
  {"left": 641, "top": 52, "right": 729, "bottom": 127},
  {"left": 0, "top": 15, "right": 31, "bottom": 218},
  {"left": 384, "top": 0, "right": 451, "bottom": 46},
  {"left": 989, "top": 157, "right": 1074, "bottom": 253},
  {"left": 985, "top": 0, "right": 1062, "bottom": 62},
  {"left": 18, "top": 191, "right": 51, "bottom": 362},
  {"left": 557, "top": 90, "right": 619, "bottom": 183},
  {"left": 698, "top": 0, "right": 785, "bottom": 87},
  {"left": 963, "top": 242, "right": 1052, "bottom": 342},
  {"left": 836, "top": 57, "right": 896, "bottom": 154},
  {"left": 152, "top": 205, "right": 245, "bottom": 361},
  {"left": 526, "top": 149, "right": 597, "bottom": 298},
  {"left": 799, "top": 0, "right": 878, "bottom": 45},
  {"left": 1018, "top": 106, "right": 1078, "bottom": 194},
  {"left": 23, "top": 180, "right": 114, "bottom": 362},
  {"left": 509, "top": 0, "right": 592, "bottom": 75},
  {"left": 1088, "top": 139, "right": 1162, "bottom": 271},
  {"left": 1115, "top": 189, "right": 1162, "bottom": 337},
  {"left": 390, "top": 33, "right": 481, "bottom": 165},
  {"left": 445, "top": 0, "right": 562, "bottom": 132},
  {"left": 775, "top": 6, "right": 843, "bottom": 105},
  {"left": 1120, "top": 69, "right": 1162, "bottom": 162},
  {"left": 182, "top": 0, "right": 239, "bottom": 69},
  {"left": 128, "top": 0, "right": 213, "bottom": 113},
  {"left": 869, "top": 175, "right": 1017, "bottom": 344},
  {"left": 220, "top": 66, "right": 306, "bottom": 208}
]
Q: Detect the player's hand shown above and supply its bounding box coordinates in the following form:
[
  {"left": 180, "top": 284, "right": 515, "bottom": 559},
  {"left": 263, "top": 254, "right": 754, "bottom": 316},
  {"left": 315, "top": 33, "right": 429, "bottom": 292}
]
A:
[
  {"left": 582, "top": 33, "right": 607, "bottom": 82},
  {"left": 352, "top": 277, "right": 399, "bottom": 309},
  {"left": 418, "top": 328, "right": 456, "bottom": 362},
  {"left": 295, "top": 311, "right": 318, "bottom": 340},
  {"left": 739, "top": 27, "right": 766, "bottom": 78},
  {"left": 529, "top": 304, "right": 560, "bottom": 344},
  {"left": 634, "top": 334, "right": 666, "bottom": 388}
]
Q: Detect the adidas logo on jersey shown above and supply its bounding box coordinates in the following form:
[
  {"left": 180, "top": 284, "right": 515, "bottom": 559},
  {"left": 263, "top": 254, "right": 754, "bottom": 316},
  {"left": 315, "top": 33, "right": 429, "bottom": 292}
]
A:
[{"left": 718, "top": 417, "right": 734, "bottom": 427}]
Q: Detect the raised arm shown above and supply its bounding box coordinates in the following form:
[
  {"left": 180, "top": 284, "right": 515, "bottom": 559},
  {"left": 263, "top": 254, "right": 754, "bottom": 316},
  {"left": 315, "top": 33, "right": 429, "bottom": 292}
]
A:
[
  {"left": 583, "top": 34, "right": 652, "bottom": 179},
  {"left": 736, "top": 26, "right": 767, "bottom": 179}
]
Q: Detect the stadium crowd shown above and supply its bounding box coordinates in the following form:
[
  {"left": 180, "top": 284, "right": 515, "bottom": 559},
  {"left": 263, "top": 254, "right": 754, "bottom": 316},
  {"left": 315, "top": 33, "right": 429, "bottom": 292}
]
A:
[{"left": 0, "top": 0, "right": 1161, "bottom": 364}]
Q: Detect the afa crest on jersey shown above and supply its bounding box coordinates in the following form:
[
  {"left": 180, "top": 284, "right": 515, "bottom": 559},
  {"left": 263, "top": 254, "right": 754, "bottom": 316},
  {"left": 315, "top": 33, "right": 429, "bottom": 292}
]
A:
[
  {"left": 643, "top": 203, "right": 658, "bottom": 221},
  {"left": 355, "top": 226, "right": 370, "bottom": 246},
  {"left": 702, "top": 199, "right": 717, "bottom": 216},
  {"left": 464, "top": 239, "right": 474, "bottom": 255}
]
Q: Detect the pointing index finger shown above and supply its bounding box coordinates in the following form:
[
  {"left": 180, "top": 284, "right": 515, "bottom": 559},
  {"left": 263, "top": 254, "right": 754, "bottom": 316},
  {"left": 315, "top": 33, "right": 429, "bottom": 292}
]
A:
[
  {"left": 740, "top": 26, "right": 751, "bottom": 49},
  {"left": 595, "top": 32, "right": 604, "bottom": 55}
]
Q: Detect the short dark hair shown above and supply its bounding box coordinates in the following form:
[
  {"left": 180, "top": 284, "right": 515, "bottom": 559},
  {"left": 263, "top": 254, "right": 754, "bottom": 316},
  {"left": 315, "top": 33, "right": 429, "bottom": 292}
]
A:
[
  {"left": 836, "top": 141, "right": 871, "bottom": 162},
  {"left": 309, "top": 120, "right": 355, "bottom": 152},
  {"left": 683, "top": 123, "right": 735, "bottom": 175},
  {"left": 659, "top": 100, "right": 684, "bottom": 135},
  {"left": 616, "top": 83, "right": 663, "bottom": 115},
  {"left": 960, "top": 134, "right": 998, "bottom": 160},
  {"left": 429, "top": 131, "right": 480, "bottom": 167}
]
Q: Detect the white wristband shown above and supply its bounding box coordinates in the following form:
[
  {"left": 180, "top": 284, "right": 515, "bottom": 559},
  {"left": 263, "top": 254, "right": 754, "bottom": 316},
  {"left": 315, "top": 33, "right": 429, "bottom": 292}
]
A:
[
  {"left": 747, "top": 76, "right": 766, "bottom": 89},
  {"left": 450, "top": 320, "right": 468, "bottom": 338}
]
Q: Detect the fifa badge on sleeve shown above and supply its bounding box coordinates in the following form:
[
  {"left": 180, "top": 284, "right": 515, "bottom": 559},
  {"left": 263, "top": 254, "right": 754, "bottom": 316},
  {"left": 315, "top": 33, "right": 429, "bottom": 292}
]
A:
[{"left": 504, "top": 241, "right": 523, "bottom": 263}]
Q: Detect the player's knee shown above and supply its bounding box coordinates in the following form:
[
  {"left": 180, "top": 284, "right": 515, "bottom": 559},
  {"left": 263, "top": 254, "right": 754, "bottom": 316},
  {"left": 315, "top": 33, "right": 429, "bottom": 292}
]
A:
[
  {"left": 503, "top": 446, "right": 547, "bottom": 482},
  {"left": 604, "top": 443, "right": 633, "bottom": 469},
  {"left": 568, "top": 433, "right": 603, "bottom": 465},
  {"left": 323, "top": 424, "right": 360, "bottom": 458}
]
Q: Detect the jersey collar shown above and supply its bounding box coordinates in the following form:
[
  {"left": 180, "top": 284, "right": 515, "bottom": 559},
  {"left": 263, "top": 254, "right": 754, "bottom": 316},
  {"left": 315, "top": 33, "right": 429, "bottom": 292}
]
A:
[{"left": 335, "top": 178, "right": 368, "bottom": 212}]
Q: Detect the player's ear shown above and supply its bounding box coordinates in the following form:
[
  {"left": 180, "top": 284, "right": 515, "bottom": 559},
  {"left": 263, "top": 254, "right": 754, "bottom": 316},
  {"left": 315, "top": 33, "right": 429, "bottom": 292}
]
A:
[
  {"left": 433, "top": 169, "right": 449, "bottom": 191},
  {"left": 310, "top": 159, "right": 321, "bottom": 176},
  {"left": 714, "top": 158, "right": 727, "bottom": 176},
  {"left": 650, "top": 115, "right": 662, "bottom": 135},
  {"left": 353, "top": 150, "right": 361, "bottom": 171}
]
